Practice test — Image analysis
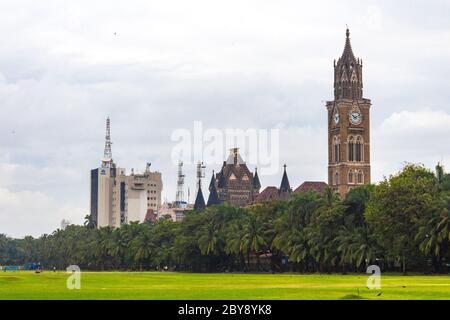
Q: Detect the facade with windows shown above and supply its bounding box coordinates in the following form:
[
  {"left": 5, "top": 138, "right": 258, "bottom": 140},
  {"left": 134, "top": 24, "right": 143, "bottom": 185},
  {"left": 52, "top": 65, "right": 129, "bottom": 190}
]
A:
[{"left": 90, "top": 164, "right": 163, "bottom": 228}]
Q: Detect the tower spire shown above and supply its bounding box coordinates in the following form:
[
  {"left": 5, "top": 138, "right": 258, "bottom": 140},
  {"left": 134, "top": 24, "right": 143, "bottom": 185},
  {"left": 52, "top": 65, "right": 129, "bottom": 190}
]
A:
[
  {"left": 194, "top": 179, "right": 206, "bottom": 211},
  {"left": 102, "top": 117, "right": 113, "bottom": 167},
  {"left": 334, "top": 28, "right": 363, "bottom": 100},
  {"left": 278, "top": 164, "right": 291, "bottom": 200},
  {"left": 207, "top": 171, "right": 220, "bottom": 207},
  {"left": 341, "top": 27, "right": 356, "bottom": 63},
  {"left": 279, "top": 164, "right": 291, "bottom": 193}
]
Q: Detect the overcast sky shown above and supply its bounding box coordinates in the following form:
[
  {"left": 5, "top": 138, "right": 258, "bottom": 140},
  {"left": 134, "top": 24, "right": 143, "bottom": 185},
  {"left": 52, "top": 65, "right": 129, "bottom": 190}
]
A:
[{"left": 1, "top": 0, "right": 450, "bottom": 238}]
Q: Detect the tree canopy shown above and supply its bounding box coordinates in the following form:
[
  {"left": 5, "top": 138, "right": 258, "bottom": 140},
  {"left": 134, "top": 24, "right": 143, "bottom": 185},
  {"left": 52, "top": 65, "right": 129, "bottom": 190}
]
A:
[{"left": 1, "top": 164, "right": 449, "bottom": 274}]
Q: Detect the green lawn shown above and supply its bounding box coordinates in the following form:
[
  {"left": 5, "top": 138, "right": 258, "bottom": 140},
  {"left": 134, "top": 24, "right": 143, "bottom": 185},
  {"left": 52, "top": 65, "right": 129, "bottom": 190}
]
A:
[{"left": 0, "top": 271, "right": 449, "bottom": 300}]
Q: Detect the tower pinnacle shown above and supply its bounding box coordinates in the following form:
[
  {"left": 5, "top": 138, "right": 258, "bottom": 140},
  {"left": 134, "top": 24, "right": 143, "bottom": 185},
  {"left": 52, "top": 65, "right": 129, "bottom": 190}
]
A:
[{"left": 334, "top": 28, "right": 363, "bottom": 100}]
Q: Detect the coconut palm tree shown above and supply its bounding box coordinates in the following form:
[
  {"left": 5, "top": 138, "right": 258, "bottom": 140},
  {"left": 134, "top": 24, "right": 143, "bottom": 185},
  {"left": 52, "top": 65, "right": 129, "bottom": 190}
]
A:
[
  {"left": 240, "top": 213, "right": 267, "bottom": 271},
  {"left": 130, "top": 225, "right": 155, "bottom": 271}
]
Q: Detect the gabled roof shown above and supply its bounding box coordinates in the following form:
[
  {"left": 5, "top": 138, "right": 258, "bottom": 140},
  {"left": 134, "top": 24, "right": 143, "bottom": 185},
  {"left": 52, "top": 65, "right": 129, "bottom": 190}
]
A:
[
  {"left": 194, "top": 181, "right": 206, "bottom": 211},
  {"left": 254, "top": 186, "right": 279, "bottom": 203},
  {"left": 294, "top": 181, "right": 328, "bottom": 195},
  {"left": 218, "top": 158, "right": 253, "bottom": 186},
  {"left": 279, "top": 164, "right": 291, "bottom": 193}
]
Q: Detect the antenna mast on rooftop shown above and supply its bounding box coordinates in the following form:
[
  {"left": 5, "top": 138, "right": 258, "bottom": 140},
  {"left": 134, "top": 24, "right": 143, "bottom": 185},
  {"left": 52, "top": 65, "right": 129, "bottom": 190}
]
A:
[
  {"left": 176, "top": 160, "right": 185, "bottom": 207},
  {"left": 102, "top": 116, "right": 113, "bottom": 167},
  {"left": 195, "top": 161, "right": 206, "bottom": 199}
]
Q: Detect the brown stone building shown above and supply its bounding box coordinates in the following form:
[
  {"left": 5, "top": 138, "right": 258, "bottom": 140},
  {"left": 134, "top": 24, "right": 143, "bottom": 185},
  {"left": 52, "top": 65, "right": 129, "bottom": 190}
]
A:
[
  {"left": 326, "top": 29, "right": 371, "bottom": 198},
  {"left": 213, "top": 148, "right": 261, "bottom": 206}
]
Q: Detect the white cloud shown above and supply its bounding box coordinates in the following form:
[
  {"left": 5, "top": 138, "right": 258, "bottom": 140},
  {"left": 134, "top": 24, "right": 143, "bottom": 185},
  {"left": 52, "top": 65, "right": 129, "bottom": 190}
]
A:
[
  {"left": 373, "top": 109, "right": 450, "bottom": 181},
  {"left": 0, "top": 188, "right": 84, "bottom": 238},
  {"left": 0, "top": 0, "right": 450, "bottom": 237},
  {"left": 379, "top": 109, "right": 450, "bottom": 135}
]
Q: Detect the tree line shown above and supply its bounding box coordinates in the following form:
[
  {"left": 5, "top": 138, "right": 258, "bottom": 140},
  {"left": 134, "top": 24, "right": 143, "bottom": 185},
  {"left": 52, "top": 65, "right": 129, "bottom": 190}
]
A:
[{"left": 1, "top": 164, "right": 449, "bottom": 274}]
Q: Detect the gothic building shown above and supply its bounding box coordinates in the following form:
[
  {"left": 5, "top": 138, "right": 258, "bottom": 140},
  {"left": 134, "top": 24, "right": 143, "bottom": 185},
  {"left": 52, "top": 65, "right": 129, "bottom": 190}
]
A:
[
  {"left": 211, "top": 148, "right": 261, "bottom": 207},
  {"left": 326, "top": 29, "right": 371, "bottom": 198}
]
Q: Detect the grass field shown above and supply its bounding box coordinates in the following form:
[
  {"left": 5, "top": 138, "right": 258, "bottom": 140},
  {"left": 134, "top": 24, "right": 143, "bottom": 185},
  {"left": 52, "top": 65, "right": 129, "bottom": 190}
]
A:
[{"left": 0, "top": 271, "right": 450, "bottom": 300}]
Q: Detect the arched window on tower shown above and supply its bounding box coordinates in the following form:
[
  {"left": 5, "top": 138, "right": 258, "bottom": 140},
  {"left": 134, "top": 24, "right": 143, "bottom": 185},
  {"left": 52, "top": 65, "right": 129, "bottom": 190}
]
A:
[
  {"left": 333, "top": 136, "right": 340, "bottom": 163},
  {"left": 334, "top": 172, "right": 339, "bottom": 185},
  {"left": 348, "top": 170, "right": 353, "bottom": 184},
  {"left": 348, "top": 136, "right": 355, "bottom": 161},
  {"left": 356, "top": 135, "right": 363, "bottom": 162},
  {"left": 357, "top": 170, "right": 363, "bottom": 184}
]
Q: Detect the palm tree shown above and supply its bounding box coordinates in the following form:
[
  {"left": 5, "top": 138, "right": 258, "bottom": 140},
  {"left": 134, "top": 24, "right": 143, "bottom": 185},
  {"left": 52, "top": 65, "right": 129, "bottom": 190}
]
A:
[
  {"left": 224, "top": 221, "right": 246, "bottom": 271},
  {"left": 84, "top": 214, "right": 96, "bottom": 229},
  {"left": 416, "top": 202, "right": 450, "bottom": 272},
  {"left": 130, "top": 225, "right": 155, "bottom": 271},
  {"left": 198, "top": 218, "right": 220, "bottom": 256},
  {"left": 108, "top": 229, "right": 128, "bottom": 269},
  {"left": 93, "top": 227, "right": 115, "bottom": 270},
  {"left": 240, "top": 213, "right": 267, "bottom": 271}
]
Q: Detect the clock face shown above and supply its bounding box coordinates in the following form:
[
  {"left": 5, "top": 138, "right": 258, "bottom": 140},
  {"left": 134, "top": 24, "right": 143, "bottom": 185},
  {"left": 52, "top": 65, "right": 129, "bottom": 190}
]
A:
[
  {"left": 349, "top": 111, "right": 362, "bottom": 125},
  {"left": 333, "top": 112, "right": 339, "bottom": 124}
]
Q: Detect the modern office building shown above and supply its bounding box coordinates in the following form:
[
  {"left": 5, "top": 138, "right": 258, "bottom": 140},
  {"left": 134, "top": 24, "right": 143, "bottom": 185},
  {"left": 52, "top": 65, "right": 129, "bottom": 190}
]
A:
[{"left": 90, "top": 118, "right": 162, "bottom": 228}]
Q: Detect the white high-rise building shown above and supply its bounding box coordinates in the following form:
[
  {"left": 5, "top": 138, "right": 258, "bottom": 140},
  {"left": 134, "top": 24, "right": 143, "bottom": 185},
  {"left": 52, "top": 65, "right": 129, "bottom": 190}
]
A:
[{"left": 90, "top": 118, "right": 163, "bottom": 228}]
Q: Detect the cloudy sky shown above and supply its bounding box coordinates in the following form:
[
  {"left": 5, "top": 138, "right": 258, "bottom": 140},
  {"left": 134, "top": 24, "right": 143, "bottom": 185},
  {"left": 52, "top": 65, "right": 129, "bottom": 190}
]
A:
[{"left": 1, "top": 0, "right": 450, "bottom": 238}]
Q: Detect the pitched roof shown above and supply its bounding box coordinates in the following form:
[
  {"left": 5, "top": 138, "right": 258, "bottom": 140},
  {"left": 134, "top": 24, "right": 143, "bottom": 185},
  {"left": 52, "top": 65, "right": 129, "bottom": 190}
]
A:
[
  {"left": 254, "top": 186, "right": 279, "bottom": 203},
  {"left": 208, "top": 171, "right": 216, "bottom": 191},
  {"left": 194, "top": 181, "right": 206, "bottom": 211},
  {"left": 253, "top": 167, "right": 261, "bottom": 190},
  {"left": 207, "top": 175, "right": 221, "bottom": 207},
  {"left": 279, "top": 164, "right": 291, "bottom": 193},
  {"left": 217, "top": 167, "right": 226, "bottom": 188},
  {"left": 222, "top": 161, "right": 253, "bottom": 182},
  {"left": 294, "top": 181, "right": 328, "bottom": 195}
]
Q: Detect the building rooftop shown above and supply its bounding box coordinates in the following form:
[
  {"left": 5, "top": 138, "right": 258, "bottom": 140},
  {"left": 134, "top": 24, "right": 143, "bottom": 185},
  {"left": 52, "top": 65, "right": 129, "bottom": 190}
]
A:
[
  {"left": 294, "top": 181, "right": 328, "bottom": 195},
  {"left": 254, "top": 186, "right": 279, "bottom": 203}
]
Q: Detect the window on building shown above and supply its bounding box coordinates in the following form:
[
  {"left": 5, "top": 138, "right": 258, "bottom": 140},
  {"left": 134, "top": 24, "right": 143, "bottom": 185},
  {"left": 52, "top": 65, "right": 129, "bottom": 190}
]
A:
[
  {"left": 333, "top": 136, "right": 340, "bottom": 163},
  {"left": 357, "top": 170, "right": 363, "bottom": 184},
  {"left": 356, "top": 135, "right": 363, "bottom": 162},
  {"left": 348, "top": 136, "right": 355, "bottom": 161},
  {"left": 348, "top": 170, "right": 353, "bottom": 183}
]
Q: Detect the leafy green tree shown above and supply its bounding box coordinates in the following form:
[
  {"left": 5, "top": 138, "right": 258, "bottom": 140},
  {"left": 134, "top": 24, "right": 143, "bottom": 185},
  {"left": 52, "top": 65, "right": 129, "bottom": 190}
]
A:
[{"left": 366, "top": 164, "right": 436, "bottom": 274}]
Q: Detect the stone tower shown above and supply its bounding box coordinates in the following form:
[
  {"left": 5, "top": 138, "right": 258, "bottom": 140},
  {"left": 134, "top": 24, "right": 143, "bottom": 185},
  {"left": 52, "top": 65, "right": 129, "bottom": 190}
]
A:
[{"left": 326, "top": 29, "right": 371, "bottom": 198}]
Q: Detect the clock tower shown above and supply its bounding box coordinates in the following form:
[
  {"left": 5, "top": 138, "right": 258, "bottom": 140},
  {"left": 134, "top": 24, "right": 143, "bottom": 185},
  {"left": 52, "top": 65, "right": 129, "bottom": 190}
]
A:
[{"left": 326, "top": 29, "right": 371, "bottom": 198}]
